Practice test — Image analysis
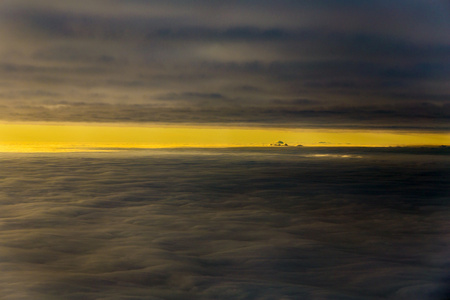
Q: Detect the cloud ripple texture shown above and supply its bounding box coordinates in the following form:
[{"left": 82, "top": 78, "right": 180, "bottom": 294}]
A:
[{"left": 0, "top": 147, "right": 449, "bottom": 300}]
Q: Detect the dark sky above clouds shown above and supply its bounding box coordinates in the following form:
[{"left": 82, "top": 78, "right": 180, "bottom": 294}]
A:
[{"left": 0, "top": 0, "right": 449, "bottom": 129}]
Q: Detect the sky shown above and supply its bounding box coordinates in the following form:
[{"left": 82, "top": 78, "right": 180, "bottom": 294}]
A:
[{"left": 0, "top": 0, "right": 449, "bottom": 147}]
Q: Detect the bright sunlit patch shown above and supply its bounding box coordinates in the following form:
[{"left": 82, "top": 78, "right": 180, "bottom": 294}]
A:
[
  {"left": 0, "top": 122, "right": 448, "bottom": 152},
  {"left": 305, "top": 154, "right": 363, "bottom": 158}
]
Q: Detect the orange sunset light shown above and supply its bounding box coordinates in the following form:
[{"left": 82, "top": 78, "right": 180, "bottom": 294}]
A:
[{"left": 0, "top": 122, "right": 448, "bottom": 152}]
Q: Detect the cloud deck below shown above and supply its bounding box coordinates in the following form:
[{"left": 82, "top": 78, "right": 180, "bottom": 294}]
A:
[{"left": 0, "top": 147, "right": 449, "bottom": 299}]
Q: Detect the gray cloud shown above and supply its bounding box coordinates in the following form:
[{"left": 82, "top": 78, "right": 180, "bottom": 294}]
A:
[
  {"left": 0, "top": 100, "right": 448, "bottom": 130},
  {"left": 0, "top": 0, "right": 448, "bottom": 129},
  {"left": 0, "top": 148, "right": 449, "bottom": 299}
]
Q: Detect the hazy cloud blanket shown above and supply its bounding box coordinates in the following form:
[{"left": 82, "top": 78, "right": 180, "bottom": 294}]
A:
[{"left": 0, "top": 148, "right": 449, "bottom": 299}]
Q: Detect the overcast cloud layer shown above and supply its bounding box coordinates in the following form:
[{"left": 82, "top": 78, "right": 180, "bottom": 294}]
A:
[
  {"left": 0, "top": 0, "right": 449, "bottom": 129},
  {"left": 0, "top": 148, "right": 449, "bottom": 299}
]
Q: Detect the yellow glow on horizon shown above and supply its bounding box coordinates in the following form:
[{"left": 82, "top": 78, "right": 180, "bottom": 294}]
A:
[{"left": 0, "top": 122, "right": 448, "bottom": 152}]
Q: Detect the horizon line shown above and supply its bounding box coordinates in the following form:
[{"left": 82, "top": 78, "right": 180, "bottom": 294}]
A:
[{"left": 1, "top": 144, "right": 449, "bottom": 154}]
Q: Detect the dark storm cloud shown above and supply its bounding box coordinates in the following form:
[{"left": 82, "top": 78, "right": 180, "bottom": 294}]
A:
[
  {"left": 0, "top": 99, "right": 449, "bottom": 130},
  {"left": 0, "top": 148, "right": 449, "bottom": 299},
  {"left": 0, "top": 0, "right": 448, "bottom": 128}
]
